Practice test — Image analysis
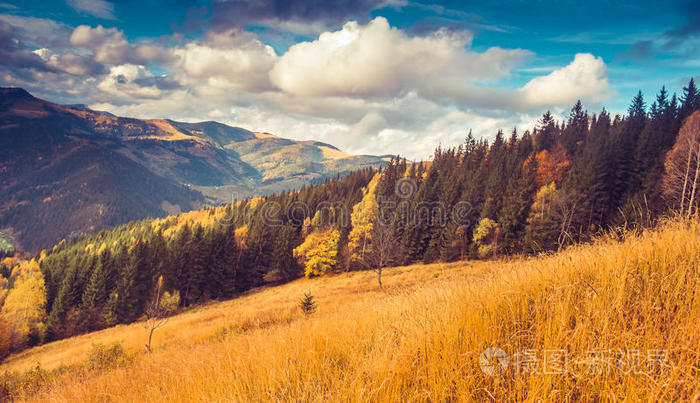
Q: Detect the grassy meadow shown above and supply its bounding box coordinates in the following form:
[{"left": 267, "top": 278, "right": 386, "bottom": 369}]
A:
[{"left": 2, "top": 219, "right": 699, "bottom": 402}]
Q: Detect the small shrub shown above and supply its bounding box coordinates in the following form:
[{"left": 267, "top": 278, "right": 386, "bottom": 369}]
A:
[
  {"left": 87, "top": 342, "right": 129, "bottom": 371},
  {"left": 299, "top": 292, "right": 317, "bottom": 316},
  {"left": 18, "top": 363, "right": 50, "bottom": 393},
  {"left": 0, "top": 362, "right": 78, "bottom": 400},
  {"left": 0, "top": 363, "right": 52, "bottom": 399}
]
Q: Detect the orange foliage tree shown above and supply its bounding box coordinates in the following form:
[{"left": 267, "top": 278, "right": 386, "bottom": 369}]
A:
[{"left": 533, "top": 143, "right": 572, "bottom": 187}]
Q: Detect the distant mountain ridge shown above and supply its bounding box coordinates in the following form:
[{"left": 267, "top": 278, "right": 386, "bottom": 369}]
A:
[{"left": 0, "top": 88, "right": 389, "bottom": 251}]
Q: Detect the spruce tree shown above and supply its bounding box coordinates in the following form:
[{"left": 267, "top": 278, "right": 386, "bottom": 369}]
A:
[
  {"left": 680, "top": 78, "right": 699, "bottom": 122},
  {"left": 183, "top": 225, "right": 207, "bottom": 305},
  {"left": 535, "top": 111, "right": 557, "bottom": 152}
]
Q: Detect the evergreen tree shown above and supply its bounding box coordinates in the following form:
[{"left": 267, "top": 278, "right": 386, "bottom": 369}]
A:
[
  {"left": 534, "top": 111, "right": 557, "bottom": 152},
  {"left": 183, "top": 225, "right": 207, "bottom": 305},
  {"left": 270, "top": 225, "right": 301, "bottom": 282},
  {"left": 562, "top": 100, "right": 588, "bottom": 155},
  {"left": 680, "top": 78, "right": 699, "bottom": 123}
]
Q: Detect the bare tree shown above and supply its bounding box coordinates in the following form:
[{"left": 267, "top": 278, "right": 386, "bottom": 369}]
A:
[
  {"left": 358, "top": 223, "right": 401, "bottom": 289},
  {"left": 454, "top": 225, "right": 469, "bottom": 260},
  {"left": 551, "top": 190, "right": 583, "bottom": 251},
  {"left": 144, "top": 276, "right": 179, "bottom": 353},
  {"left": 664, "top": 112, "right": 700, "bottom": 218}
]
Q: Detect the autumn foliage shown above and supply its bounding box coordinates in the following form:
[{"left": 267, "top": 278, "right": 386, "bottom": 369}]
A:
[
  {"left": 0, "top": 260, "right": 46, "bottom": 351},
  {"left": 0, "top": 319, "right": 11, "bottom": 361},
  {"left": 293, "top": 228, "right": 341, "bottom": 278},
  {"left": 533, "top": 143, "right": 572, "bottom": 187}
]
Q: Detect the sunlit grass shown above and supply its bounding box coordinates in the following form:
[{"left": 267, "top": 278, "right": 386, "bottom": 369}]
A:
[{"left": 4, "top": 219, "right": 700, "bottom": 401}]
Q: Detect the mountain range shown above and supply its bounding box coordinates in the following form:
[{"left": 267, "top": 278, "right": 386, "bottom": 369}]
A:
[{"left": 0, "top": 88, "right": 389, "bottom": 251}]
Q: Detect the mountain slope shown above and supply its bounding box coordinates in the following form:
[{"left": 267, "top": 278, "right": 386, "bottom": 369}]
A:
[
  {"left": 0, "top": 88, "right": 387, "bottom": 250},
  {"left": 3, "top": 220, "right": 698, "bottom": 401}
]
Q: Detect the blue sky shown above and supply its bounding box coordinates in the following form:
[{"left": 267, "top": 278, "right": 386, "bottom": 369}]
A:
[{"left": 1, "top": 0, "right": 698, "bottom": 158}]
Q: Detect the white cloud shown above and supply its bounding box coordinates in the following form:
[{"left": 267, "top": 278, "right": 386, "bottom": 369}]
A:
[
  {"left": 69, "top": 25, "right": 171, "bottom": 65},
  {"left": 521, "top": 53, "right": 613, "bottom": 107},
  {"left": 97, "top": 64, "right": 169, "bottom": 100},
  {"left": 66, "top": 0, "right": 115, "bottom": 20},
  {"left": 173, "top": 30, "right": 277, "bottom": 92},
  {"left": 34, "top": 48, "right": 103, "bottom": 76},
  {"left": 270, "top": 17, "right": 528, "bottom": 98}
]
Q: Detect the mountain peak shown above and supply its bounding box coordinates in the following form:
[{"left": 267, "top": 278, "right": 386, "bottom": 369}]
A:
[
  {"left": 0, "top": 87, "right": 36, "bottom": 110},
  {"left": 0, "top": 87, "right": 33, "bottom": 100}
]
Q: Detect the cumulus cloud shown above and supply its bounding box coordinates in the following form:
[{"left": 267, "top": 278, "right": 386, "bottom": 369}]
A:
[
  {"left": 70, "top": 25, "right": 172, "bottom": 65},
  {"left": 270, "top": 17, "right": 528, "bottom": 98},
  {"left": 173, "top": 29, "right": 277, "bottom": 92},
  {"left": 66, "top": 0, "right": 115, "bottom": 20},
  {"left": 97, "top": 64, "right": 179, "bottom": 100},
  {"left": 521, "top": 53, "right": 612, "bottom": 107},
  {"left": 33, "top": 48, "right": 105, "bottom": 76}
]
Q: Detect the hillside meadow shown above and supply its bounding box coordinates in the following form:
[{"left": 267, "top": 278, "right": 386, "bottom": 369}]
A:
[{"left": 2, "top": 218, "right": 699, "bottom": 402}]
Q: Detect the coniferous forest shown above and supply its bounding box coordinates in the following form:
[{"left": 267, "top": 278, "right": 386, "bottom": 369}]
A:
[{"left": 1, "top": 78, "right": 699, "bottom": 352}]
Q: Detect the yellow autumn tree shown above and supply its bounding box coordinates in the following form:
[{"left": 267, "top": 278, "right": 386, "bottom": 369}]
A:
[
  {"left": 0, "top": 318, "right": 11, "bottom": 360},
  {"left": 528, "top": 182, "right": 557, "bottom": 223},
  {"left": 348, "top": 190, "right": 378, "bottom": 264},
  {"left": 1, "top": 260, "right": 47, "bottom": 350},
  {"left": 234, "top": 226, "right": 248, "bottom": 250},
  {"left": 347, "top": 174, "right": 380, "bottom": 264},
  {"left": 524, "top": 182, "right": 580, "bottom": 252},
  {"left": 0, "top": 276, "right": 8, "bottom": 307},
  {"left": 293, "top": 228, "right": 340, "bottom": 278},
  {"left": 472, "top": 218, "right": 501, "bottom": 258}
]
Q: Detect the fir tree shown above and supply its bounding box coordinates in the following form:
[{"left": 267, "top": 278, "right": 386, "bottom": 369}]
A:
[{"left": 299, "top": 292, "right": 317, "bottom": 316}]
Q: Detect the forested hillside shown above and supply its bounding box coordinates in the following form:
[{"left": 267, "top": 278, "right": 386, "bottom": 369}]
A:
[
  {"left": 0, "top": 88, "right": 388, "bottom": 251},
  {"left": 0, "top": 79, "right": 698, "bottom": 356}
]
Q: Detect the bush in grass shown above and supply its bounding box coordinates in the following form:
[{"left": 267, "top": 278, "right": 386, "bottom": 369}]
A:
[{"left": 87, "top": 342, "right": 129, "bottom": 371}]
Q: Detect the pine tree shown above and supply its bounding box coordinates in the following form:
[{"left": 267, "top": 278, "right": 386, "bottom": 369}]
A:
[
  {"left": 183, "top": 225, "right": 207, "bottom": 305},
  {"left": 270, "top": 225, "right": 301, "bottom": 282},
  {"left": 79, "top": 261, "right": 108, "bottom": 332},
  {"left": 680, "top": 78, "right": 699, "bottom": 123},
  {"left": 562, "top": 100, "right": 588, "bottom": 155},
  {"left": 629, "top": 91, "right": 647, "bottom": 119},
  {"left": 167, "top": 223, "right": 192, "bottom": 296},
  {"left": 299, "top": 292, "right": 317, "bottom": 316},
  {"left": 535, "top": 111, "right": 557, "bottom": 152}
]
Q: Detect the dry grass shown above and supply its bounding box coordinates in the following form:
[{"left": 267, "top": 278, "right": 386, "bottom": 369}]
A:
[{"left": 4, "top": 219, "right": 700, "bottom": 402}]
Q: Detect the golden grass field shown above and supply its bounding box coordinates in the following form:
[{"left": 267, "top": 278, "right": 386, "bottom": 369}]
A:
[{"left": 2, "top": 219, "right": 700, "bottom": 402}]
